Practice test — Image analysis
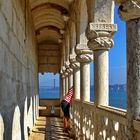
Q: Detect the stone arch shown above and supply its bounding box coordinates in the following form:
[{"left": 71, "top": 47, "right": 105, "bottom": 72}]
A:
[
  {"left": 0, "top": 114, "right": 4, "bottom": 140},
  {"left": 12, "top": 106, "right": 21, "bottom": 140},
  {"left": 27, "top": 97, "right": 33, "bottom": 132},
  {"left": 79, "top": 0, "right": 88, "bottom": 44}
]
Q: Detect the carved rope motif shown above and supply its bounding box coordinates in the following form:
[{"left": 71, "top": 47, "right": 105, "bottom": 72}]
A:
[
  {"left": 69, "top": 54, "right": 80, "bottom": 70},
  {"left": 76, "top": 44, "right": 93, "bottom": 63}
]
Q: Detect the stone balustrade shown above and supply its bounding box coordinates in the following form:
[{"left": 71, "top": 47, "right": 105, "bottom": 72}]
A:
[{"left": 71, "top": 99, "right": 140, "bottom": 140}]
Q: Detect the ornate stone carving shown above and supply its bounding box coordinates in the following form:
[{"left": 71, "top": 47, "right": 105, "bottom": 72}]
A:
[
  {"left": 76, "top": 44, "right": 93, "bottom": 63},
  {"left": 61, "top": 66, "right": 68, "bottom": 77},
  {"left": 64, "top": 61, "right": 73, "bottom": 75},
  {"left": 118, "top": 0, "right": 140, "bottom": 21},
  {"left": 88, "top": 36, "right": 114, "bottom": 51},
  {"left": 69, "top": 54, "right": 80, "bottom": 70},
  {"left": 65, "top": 61, "right": 70, "bottom": 69},
  {"left": 86, "top": 23, "right": 117, "bottom": 50},
  {"left": 86, "top": 23, "right": 117, "bottom": 40},
  {"left": 60, "top": 69, "right": 65, "bottom": 78}
]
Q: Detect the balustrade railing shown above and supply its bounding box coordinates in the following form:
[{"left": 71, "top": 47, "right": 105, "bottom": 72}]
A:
[{"left": 71, "top": 100, "right": 140, "bottom": 140}]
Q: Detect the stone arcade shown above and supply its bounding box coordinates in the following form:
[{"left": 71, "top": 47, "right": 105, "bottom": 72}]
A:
[{"left": 0, "top": 0, "right": 140, "bottom": 140}]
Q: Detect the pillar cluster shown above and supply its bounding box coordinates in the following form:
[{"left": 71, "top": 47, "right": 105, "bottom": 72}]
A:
[{"left": 59, "top": 0, "right": 140, "bottom": 139}]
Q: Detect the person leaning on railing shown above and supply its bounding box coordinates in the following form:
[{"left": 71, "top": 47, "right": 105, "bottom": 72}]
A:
[{"left": 60, "top": 86, "right": 73, "bottom": 133}]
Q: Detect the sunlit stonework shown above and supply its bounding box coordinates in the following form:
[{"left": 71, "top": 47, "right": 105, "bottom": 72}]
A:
[{"left": 0, "top": 0, "right": 140, "bottom": 139}]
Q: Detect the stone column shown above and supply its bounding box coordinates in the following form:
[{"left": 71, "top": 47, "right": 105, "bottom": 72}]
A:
[
  {"left": 86, "top": 23, "right": 117, "bottom": 106},
  {"left": 70, "top": 54, "right": 80, "bottom": 131},
  {"left": 118, "top": 1, "right": 140, "bottom": 139},
  {"left": 70, "top": 54, "right": 80, "bottom": 100},
  {"left": 60, "top": 71, "right": 64, "bottom": 117},
  {"left": 76, "top": 44, "right": 93, "bottom": 102},
  {"left": 62, "top": 66, "right": 66, "bottom": 96},
  {"left": 65, "top": 72, "right": 68, "bottom": 95},
  {"left": 86, "top": 23, "right": 116, "bottom": 139},
  {"left": 62, "top": 65, "right": 68, "bottom": 95},
  {"left": 67, "top": 67, "right": 73, "bottom": 89},
  {"left": 86, "top": 0, "right": 116, "bottom": 139},
  {"left": 76, "top": 44, "right": 93, "bottom": 139}
]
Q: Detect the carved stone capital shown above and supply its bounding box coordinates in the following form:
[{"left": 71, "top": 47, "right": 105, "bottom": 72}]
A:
[
  {"left": 64, "top": 71, "right": 68, "bottom": 77},
  {"left": 69, "top": 54, "right": 80, "bottom": 70},
  {"left": 88, "top": 36, "right": 114, "bottom": 51},
  {"left": 62, "top": 66, "right": 66, "bottom": 73},
  {"left": 65, "top": 61, "right": 70, "bottom": 69},
  {"left": 86, "top": 23, "right": 117, "bottom": 50},
  {"left": 66, "top": 67, "right": 73, "bottom": 75},
  {"left": 60, "top": 70, "right": 65, "bottom": 78},
  {"left": 118, "top": 0, "right": 140, "bottom": 21},
  {"left": 76, "top": 44, "right": 93, "bottom": 63}
]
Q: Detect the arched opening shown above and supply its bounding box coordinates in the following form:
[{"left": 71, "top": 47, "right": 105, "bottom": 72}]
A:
[
  {"left": 0, "top": 114, "right": 4, "bottom": 140},
  {"left": 12, "top": 106, "right": 21, "bottom": 140},
  {"left": 109, "top": 5, "right": 126, "bottom": 109},
  {"left": 24, "top": 97, "right": 28, "bottom": 140},
  {"left": 39, "top": 73, "right": 60, "bottom": 99},
  {"left": 39, "top": 73, "right": 60, "bottom": 117}
]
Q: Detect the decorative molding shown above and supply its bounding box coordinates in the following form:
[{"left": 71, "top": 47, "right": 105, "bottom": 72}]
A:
[
  {"left": 65, "top": 61, "right": 70, "bottom": 69},
  {"left": 88, "top": 36, "right": 114, "bottom": 51},
  {"left": 118, "top": 0, "right": 140, "bottom": 21},
  {"left": 60, "top": 70, "right": 65, "bottom": 78},
  {"left": 69, "top": 54, "right": 80, "bottom": 70},
  {"left": 86, "top": 23, "right": 117, "bottom": 50},
  {"left": 76, "top": 44, "right": 93, "bottom": 63},
  {"left": 66, "top": 67, "right": 73, "bottom": 75},
  {"left": 86, "top": 23, "right": 117, "bottom": 40}
]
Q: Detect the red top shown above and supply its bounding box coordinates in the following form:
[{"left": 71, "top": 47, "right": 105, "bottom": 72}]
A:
[{"left": 64, "top": 86, "right": 73, "bottom": 103}]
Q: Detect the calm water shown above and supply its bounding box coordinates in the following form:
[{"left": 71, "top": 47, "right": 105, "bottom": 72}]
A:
[{"left": 39, "top": 86, "right": 126, "bottom": 109}]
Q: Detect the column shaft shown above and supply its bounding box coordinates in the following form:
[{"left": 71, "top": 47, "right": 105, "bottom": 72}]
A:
[
  {"left": 74, "top": 69, "right": 80, "bottom": 100},
  {"left": 62, "top": 77, "right": 65, "bottom": 96},
  {"left": 80, "top": 63, "right": 90, "bottom": 102},
  {"left": 60, "top": 76, "right": 63, "bottom": 117},
  {"left": 65, "top": 76, "right": 68, "bottom": 94},
  {"left": 94, "top": 50, "right": 109, "bottom": 106},
  {"left": 68, "top": 74, "right": 73, "bottom": 89}
]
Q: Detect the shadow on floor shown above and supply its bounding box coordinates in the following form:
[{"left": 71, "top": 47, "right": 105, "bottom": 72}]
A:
[{"left": 29, "top": 117, "right": 73, "bottom": 140}]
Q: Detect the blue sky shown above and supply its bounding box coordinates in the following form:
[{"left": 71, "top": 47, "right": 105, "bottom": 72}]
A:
[{"left": 39, "top": 6, "right": 126, "bottom": 87}]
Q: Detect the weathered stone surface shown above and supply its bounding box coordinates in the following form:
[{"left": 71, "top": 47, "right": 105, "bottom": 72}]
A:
[
  {"left": 118, "top": 0, "right": 140, "bottom": 21},
  {"left": 0, "top": 0, "right": 39, "bottom": 139},
  {"left": 126, "top": 18, "right": 140, "bottom": 139},
  {"left": 94, "top": 0, "right": 114, "bottom": 23}
]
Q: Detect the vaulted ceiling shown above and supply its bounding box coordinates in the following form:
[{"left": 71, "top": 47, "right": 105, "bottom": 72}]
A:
[{"left": 29, "top": 0, "right": 74, "bottom": 73}]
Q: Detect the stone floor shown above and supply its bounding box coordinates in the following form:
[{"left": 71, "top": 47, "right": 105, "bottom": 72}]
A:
[{"left": 29, "top": 117, "right": 73, "bottom": 140}]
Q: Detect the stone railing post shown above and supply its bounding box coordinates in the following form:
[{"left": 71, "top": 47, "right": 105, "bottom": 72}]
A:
[
  {"left": 117, "top": 0, "right": 140, "bottom": 139},
  {"left": 76, "top": 44, "right": 93, "bottom": 139},
  {"left": 86, "top": 23, "right": 117, "bottom": 139}
]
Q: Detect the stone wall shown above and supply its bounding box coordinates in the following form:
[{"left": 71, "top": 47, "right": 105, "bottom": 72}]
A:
[{"left": 0, "top": 0, "right": 38, "bottom": 140}]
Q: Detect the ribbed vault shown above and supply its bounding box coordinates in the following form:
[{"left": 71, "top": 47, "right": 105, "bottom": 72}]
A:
[{"left": 29, "top": 0, "right": 74, "bottom": 73}]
